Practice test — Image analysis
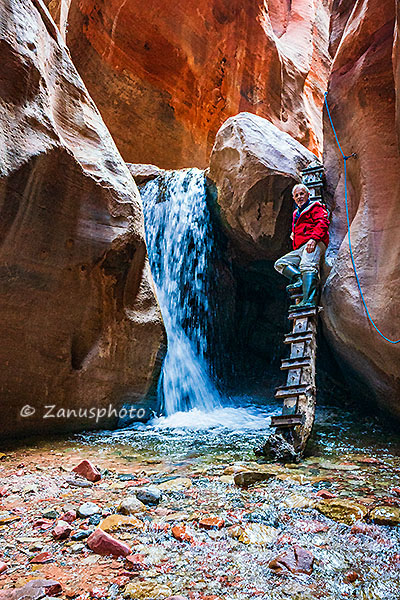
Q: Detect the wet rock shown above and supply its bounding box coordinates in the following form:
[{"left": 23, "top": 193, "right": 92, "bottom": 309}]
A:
[
  {"left": 89, "top": 514, "right": 102, "bottom": 526},
  {"left": 123, "top": 582, "right": 172, "bottom": 599},
  {"left": 136, "top": 487, "right": 162, "bottom": 506},
  {"left": 171, "top": 525, "right": 194, "bottom": 543},
  {"left": 229, "top": 524, "right": 278, "bottom": 545},
  {"left": 157, "top": 477, "right": 192, "bottom": 491},
  {"left": 0, "top": 579, "right": 62, "bottom": 600},
  {"left": 118, "top": 496, "right": 146, "bottom": 515},
  {"left": 99, "top": 514, "right": 143, "bottom": 532},
  {"left": 369, "top": 506, "right": 400, "bottom": 526},
  {"left": 87, "top": 528, "right": 131, "bottom": 557},
  {"left": 52, "top": 519, "right": 72, "bottom": 540},
  {"left": 72, "top": 460, "right": 102, "bottom": 483},
  {"left": 316, "top": 499, "right": 368, "bottom": 525},
  {"left": 233, "top": 471, "right": 275, "bottom": 489},
  {"left": 199, "top": 516, "right": 225, "bottom": 530},
  {"left": 0, "top": 561, "right": 7, "bottom": 574},
  {"left": 127, "top": 164, "right": 165, "bottom": 185},
  {"left": 269, "top": 545, "right": 314, "bottom": 575},
  {"left": 125, "top": 554, "right": 147, "bottom": 571},
  {"left": 77, "top": 503, "right": 102, "bottom": 518},
  {"left": 316, "top": 489, "right": 336, "bottom": 499},
  {"left": 344, "top": 570, "right": 360, "bottom": 583},
  {"left": 222, "top": 465, "right": 247, "bottom": 476}
]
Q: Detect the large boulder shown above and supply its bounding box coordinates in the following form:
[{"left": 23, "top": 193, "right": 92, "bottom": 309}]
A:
[
  {"left": 45, "top": 0, "right": 330, "bottom": 168},
  {"left": 321, "top": 0, "right": 400, "bottom": 419},
  {"left": 208, "top": 112, "right": 318, "bottom": 260},
  {"left": 0, "top": 0, "right": 165, "bottom": 438}
]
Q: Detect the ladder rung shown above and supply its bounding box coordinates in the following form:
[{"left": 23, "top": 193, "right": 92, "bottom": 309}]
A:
[
  {"left": 280, "top": 358, "right": 312, "bottom": 370},
  {"left": 275, "top": 384, "right": 312, "bottom": 399},
  {"left": 284, "top": 332, "right": 313, "bottom": 344},
  {"left": 288, "top": 308, "right": 318, "bottom": 319},
  {"left": 288, "top": 290, "right": 303, "bottom": 299},
  {"left": 270, "top": 414, "right": 304, "bottom": 428}
]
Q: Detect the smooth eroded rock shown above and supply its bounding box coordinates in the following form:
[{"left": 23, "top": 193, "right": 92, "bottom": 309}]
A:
[
  {"left": 87, "top": 527, "right": 131, "bottom": 557},
  {"left": 208, "top": 113, "right": 318, "bottom": 260},
  {"left": 0, "top": 0, "right": 165, "bottom": 440},
  {"left": 72, "top": 460, "right": 101, "bottom": 483}
]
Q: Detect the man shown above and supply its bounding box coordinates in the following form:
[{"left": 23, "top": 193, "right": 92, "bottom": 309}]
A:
[{"left": 274, "top": 184, "right": 329, "bottom": 309}]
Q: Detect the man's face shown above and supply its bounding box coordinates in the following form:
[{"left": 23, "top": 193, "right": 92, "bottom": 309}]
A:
[{"left": 293, "top": 187, "right": 309, "bottom": 208}]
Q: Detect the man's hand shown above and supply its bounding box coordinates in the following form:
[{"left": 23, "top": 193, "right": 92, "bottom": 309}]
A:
[{"left": 306, "top": 239, "right": 317, "bottom": 253}]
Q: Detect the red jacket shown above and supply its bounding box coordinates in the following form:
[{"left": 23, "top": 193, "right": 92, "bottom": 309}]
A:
[{"left": 292, "top": 201, "right": 329, "bottom": 250}]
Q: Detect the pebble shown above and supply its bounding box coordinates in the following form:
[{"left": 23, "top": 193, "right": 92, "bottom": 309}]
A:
[
  {"left": 123, "top": 582, "right": 172, "bottom": 599},
  {"left": 99, "top": 514, "right": 143, "bottom": 532},
  {"left": 369, "top": 506, "right": 400, "bottom": 526},
  {"left": 77, "top": 502, "right": 102, "bottom": 518},
  {"left": 233, "top": 471, "right": 275, "bottom": 488},
  {"left": 135, "top": 486, "right": 162, "bottom": 506},
  {"left": 171, "top": 525, "right": 194, "bottom": 543},
  {"left": 269, "top": 545, "right": 314, "bottom": 575},
  {"left": 52, "top": 519, "right": 72, "bottom": 540},
  {"left": 71, "top": 529, "right": 93, "bottom": 541},
  {"left": 229, "top": 523, "right": 278, "bottom": 545},
  {"left": 70, "top": 543, "right": 86, "bottom": 553},
  {"left": 61, "top": 509, "right": 77, "bottom": 523},
  {"left": 72, "top": 460, "right": 102, "bottom": 483},
  {"left": 42, "top": 509, "right": 58, "bottom": 520},
  {"left": 199, "top": 516, "right": 225, "bottom": 530},
  {"left": 118, "top": 496, "right": 146, "bottom": 515},
  {"left": 125, "top": 554, "right": 147, "bottom": 571},
  {"left": 316, "top": 499, "right": 368, "bottom": 525},
  {"left": 87, "top": 528, "right": 131, "bottom": 557},
  {"left": 157, "top": 477, "right": 192, "bottom": 491},
  {"left": 0, "top": 561, "right": 7, "bottom": 574}
]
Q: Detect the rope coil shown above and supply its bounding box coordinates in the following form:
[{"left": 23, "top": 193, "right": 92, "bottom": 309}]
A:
[{"left": 324, "top": 92, "right": 400, "bottom": 344}]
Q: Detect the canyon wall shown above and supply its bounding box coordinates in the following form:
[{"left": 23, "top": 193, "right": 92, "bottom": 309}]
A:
[
  {"left": 0, "top": 0, "right": 165, "bottom": 439},
  {"left": 46, "top": 0, "right": 331, "bottom": 169},
  {"left": 321, "top": 0, "right": 400, "bottom": 419}
]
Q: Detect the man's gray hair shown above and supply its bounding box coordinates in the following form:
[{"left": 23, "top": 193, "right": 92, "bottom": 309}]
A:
[{"left": 292, "top": 183, "right": 310, "bottom": 196}]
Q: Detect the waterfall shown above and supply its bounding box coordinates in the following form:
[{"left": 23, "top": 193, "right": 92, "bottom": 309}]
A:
[{"left": 141, "top": 169, "right": 222, "bottom": 415}]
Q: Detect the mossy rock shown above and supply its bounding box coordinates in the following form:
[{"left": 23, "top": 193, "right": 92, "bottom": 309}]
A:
[{"left": 369, "top": 506, "right": 400, "bottom": 526}]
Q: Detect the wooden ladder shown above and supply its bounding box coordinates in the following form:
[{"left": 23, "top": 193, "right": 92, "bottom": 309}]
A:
[{"left": 269, "top": 288, "right": 319, "bottom": 456}]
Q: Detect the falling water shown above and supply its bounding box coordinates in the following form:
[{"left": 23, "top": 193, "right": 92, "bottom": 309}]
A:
[{"left": 141, "top": 169, "right": 222, "bottom": 415}]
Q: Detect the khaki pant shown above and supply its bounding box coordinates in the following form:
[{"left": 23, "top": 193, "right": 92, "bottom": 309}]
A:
[{"left": 274, "top": 242, "right": 326, "bottom": 275}]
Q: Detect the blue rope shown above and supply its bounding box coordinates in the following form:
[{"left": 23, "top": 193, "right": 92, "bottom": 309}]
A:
[{"left": 324, "top": 92, "right": 400, "bottom": 344}]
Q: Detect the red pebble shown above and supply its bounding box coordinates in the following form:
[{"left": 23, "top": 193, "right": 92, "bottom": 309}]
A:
[
  {"left": 172, "top": 525, "right": 194, "bottom": 543},
  {"left": 316, "top": 489, "right": 336, "bottom": 499},
  {"left": 61, "top": 509, "right": 77, "bottom": 523},
  {"left": 0, "top": 561, "right": 7, "bottom": 574},
  {"left": 0, "top": 487, "right": 8, "bottom": 497},
  {"left": 125, "top": 554, "right": 147, "bottom": 571},
  {"left": 344, "top": 570, "right": 360, "bottom": 583},
  {"left": 392, "top": 487, "right": 400, "bottom": 497},
  {"left": 52, "top": 519, "right": 72, "bottom": 540},
  {"left": 199, "top": 517, "right": 225, "bottom": 530},
  {"left": 29, "top": 552, "right": 54, "bottom": 564},
  {"left": 32, "top": 519, "right": 53, "bottom": 530},
  {"left": 72, "top": 460, "right": 101, "bottom": 483},
  {"left": 87, "top": 528, "right": 131, "bottom": 557}
]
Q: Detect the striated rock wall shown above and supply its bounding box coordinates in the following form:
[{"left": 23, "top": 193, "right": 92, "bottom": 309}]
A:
[
  {"left": 322, "top": 0, "right": 400, "bottom": 419},
  {"left": 0, "top": 0, "right": 165, "bottom": 439},
  {"left": 50, "top": 0, "right": 331, "bottom": 169}
]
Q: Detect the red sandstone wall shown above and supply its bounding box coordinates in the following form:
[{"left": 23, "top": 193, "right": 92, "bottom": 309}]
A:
[
  {"left": 322, "top": 0, "right": 400, "bottom": 419},
  {"left": 56, "top": 0, "right": 331, "bottom": 168}
]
